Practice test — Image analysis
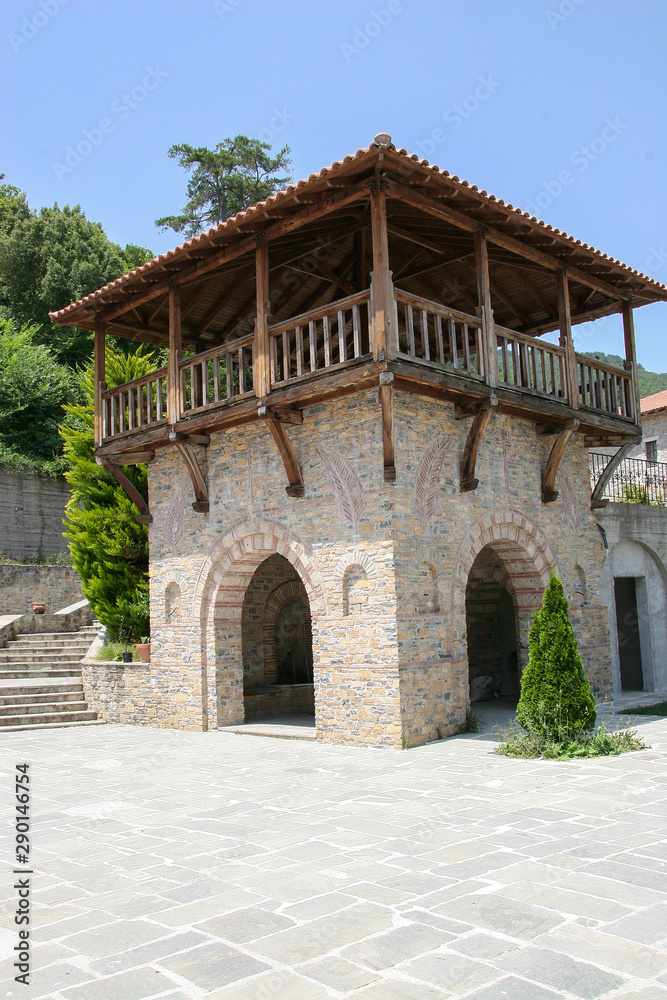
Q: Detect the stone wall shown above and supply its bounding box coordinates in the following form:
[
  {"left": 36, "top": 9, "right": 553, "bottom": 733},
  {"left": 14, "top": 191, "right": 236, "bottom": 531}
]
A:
[
  {"left": 0, "top": 564, "right": 84, "bottom": 616},
  {"left": 595, "top": 502, "right": 667, "bottom": 693},
  {"left": 0, "top": 472, "right": 70, "bottom": 558},
  {"left": 105, "top": 387, "right": 612, "bottom": 748}
]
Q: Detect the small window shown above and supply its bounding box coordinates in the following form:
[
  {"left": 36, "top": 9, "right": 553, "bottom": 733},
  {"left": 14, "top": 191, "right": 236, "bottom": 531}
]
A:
[{"left": 646, "top": 440, "right": 658, "bottom": 463}]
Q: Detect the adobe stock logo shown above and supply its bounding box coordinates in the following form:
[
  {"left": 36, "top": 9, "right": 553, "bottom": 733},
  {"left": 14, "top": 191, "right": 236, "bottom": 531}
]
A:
[
  {"left": 340, "top": 2, "right": 404, "bottom": 63},
  {"left": 8, "top": 0, "right": 70, "bottom": 54},
  {"left": 51, "top": 66, "right": 168, "bottom": 180}
]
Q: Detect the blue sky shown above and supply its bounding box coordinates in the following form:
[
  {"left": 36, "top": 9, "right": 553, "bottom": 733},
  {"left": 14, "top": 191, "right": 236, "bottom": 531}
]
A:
[{"left": 2, "top": 0, "right": 666, "bottom": 371}]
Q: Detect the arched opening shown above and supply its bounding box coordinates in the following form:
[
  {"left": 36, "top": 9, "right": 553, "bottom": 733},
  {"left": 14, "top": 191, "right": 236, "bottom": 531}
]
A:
[
  {"left": 241, "top": 554, "right": 314, "bottom": 721},
  {"left": 466, "top": 546, "right": 521, "bottom": 704}
]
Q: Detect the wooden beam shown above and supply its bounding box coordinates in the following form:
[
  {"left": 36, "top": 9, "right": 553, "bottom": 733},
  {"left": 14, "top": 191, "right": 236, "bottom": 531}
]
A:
[
  {"left": 622, "top": 300, "right": 641, "bottom": 422},
  {"left": 474, "top": 231, "right": 498, "bottom": 388},
  {"left": 379, "top": 371, "right": 395, "bottom": 482},
  {"left": 370, "top": 180, "right": 396, "bottom": 360},
  {"left": 105, "top": 451, "right": 155, "bottom": 465},
  {"left": 258, "top": 406, "right": 304, "bottom": 496},
  {"left": 557, "top": 269, "right": 579, "bottom": 409},
  {"left": 89, "top": 182, "right": 371, "bottom": 328},
  {"left": 94, "top": 323, "right": 106, "bottom": 448},
  {"left": 460, "top": 398, "right": 495, "bottom": 491},
  {"left": 168, "top": 285, "right": 182, "bottom": 425},
  {"left": 385, "top": 179, "right": 630, "bottom": 303},
  {"left": 541, "top": 418, "right": 579, "bottom": 503},
  {"left": 387, "top": 222, "right": 449, "bottom": 257},
  {"left": 170, "top": 434, "right": 209, "bottom": 512},
  {"left": 254, "top": 239, "right": 271, "bottom": 398},
  {"left": 590, "top": 441, "right": 635, "bottom": 508},
  {"left": 310, "top": 258, "right": 356, "bottom": 297},
  {"left": 96, "top": 458, "right": 152, "bottom": 524}
]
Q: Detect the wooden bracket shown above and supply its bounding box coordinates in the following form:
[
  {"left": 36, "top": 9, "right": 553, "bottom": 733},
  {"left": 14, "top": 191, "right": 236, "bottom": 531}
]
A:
[
  {"left": 96, "top": 458, "right": 152, "bottom": 524},
  {"left": 169, "top": 433, "right": 209, "bottom": 513},
  {"left": 379, "top": 371, "right": 396, "bottom": 482},
  {"left": 455, "top": 393, "right": 497, "bottom": 420},
  {"left": 258, "top": 406, "right": 304, "bottom": 497},
  {"left": 541, "top": 418, "right": 579, "bottom": 503},
  {"left": 590, "top": 440, "right": 635, "bottom": 509},
  {"left": 270, "top": 407, "right": 303, "bottom": 426},
  {"left": 460, "top": 398, "right": 495, "bottom": 492}
]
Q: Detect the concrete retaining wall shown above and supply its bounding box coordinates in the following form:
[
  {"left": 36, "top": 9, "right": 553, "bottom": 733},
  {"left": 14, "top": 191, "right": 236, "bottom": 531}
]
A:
[{"left": 0, "top": 472, "right": 70, "bottom": 558}]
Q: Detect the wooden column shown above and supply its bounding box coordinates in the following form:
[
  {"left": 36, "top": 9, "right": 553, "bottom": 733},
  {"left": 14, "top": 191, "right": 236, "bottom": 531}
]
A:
[
  {"left": 622, "top": 300, "right": 641, "bottom": 423},
  {"left": 93, "top": 322, "right": 106, "bottom": 448},
  {"left": 168, "top": 284, "right": 182, "bottom": 425},
  {"left": 557, "top": 269, "right": 579, "bottom": 409},
  {"left": 474, "top": 231, "right": 498, "bottom": 388},
  {"left": 254, "top": 238, "right": 271, "bottom": 398},
  {"left": 369, "top": 181, "right": 396, "bottom": 360}
]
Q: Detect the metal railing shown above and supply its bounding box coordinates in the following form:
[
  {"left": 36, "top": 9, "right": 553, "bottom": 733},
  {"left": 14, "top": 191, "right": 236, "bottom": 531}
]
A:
[{"left": 590, "top": 452, "right": 667, "bottom": 505}]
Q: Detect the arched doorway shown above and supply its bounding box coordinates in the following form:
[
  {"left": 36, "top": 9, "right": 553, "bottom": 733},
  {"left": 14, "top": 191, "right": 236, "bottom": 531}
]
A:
[
  {"left": 242, "top": 554, "right": 314, "bottom": 720},
  {"left": 195, "top": 517, "right": 327, "bottom": 730},
  {"left": 466, "top": 546, "right": 521, "bottom": 703}
]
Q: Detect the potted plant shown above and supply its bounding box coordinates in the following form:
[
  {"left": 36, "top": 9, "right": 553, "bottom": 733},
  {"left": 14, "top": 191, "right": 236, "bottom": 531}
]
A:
[
  {"left": 135, "top": 636, "right": 151, "bottom": 662},
  {"left": 31, "top": 600, "right": 46, "bottom": 615}
]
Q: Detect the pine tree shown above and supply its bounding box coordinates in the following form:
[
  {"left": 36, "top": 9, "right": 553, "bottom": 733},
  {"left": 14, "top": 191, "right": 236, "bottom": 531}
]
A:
[
  {"left": 516, "top": 574, "right": 596, "bottom": 741},
  {"left": 60, "top": 348, "right": 154, "bottom": 640}
]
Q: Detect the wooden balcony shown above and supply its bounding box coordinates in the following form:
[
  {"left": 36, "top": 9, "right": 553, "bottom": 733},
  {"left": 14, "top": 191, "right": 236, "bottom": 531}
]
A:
[{"left": 97, "top": 286, "right": 639, "bottom": 456}]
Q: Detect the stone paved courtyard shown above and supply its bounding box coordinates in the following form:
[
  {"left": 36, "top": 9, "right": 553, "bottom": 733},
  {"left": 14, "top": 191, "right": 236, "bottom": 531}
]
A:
[{"left": 1, "top": 709, "right": 667, "bottom": 1000}]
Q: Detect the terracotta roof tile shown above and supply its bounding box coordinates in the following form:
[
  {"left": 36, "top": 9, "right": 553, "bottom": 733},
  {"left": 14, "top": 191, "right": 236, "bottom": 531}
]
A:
[{"left": 641, "top": 389, "right": 667, "bottom": 414}]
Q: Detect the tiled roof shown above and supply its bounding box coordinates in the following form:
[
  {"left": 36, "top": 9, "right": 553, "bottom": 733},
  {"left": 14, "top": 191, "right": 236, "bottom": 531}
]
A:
[
  {"left": 49, "top": 136, "right": 667, "bottom": 325},
  {"left": 641, "top": 389, "right": 667, "bottom": 414}
]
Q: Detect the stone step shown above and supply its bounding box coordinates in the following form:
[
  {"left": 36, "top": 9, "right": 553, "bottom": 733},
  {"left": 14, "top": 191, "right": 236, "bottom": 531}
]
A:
[
  {"left": 0, "top": 709, "right": 98, "bottom": 727},
  {"left": 0, "top": 719, "right": 106, "bottom": 733},
  {"left": 0, "top": 654, "right": 87, "bottom": 665},
  {"left": 0, "top": 669, "right": 83, "bottom": 679},
  {"left": 0, "top": 700, "right": 89, "bottom": 718},
  {"left": 15, "top": 629, "right": 99, "bottom": 640},
  {"left": 0, "top": 690, "right": 85, "bottom": 708},
  {"left": 0, "top": 681, "right": 83, "bottom": 697},
  {"left": 5, "top": 644, "right": 92, "bottom": 654}
]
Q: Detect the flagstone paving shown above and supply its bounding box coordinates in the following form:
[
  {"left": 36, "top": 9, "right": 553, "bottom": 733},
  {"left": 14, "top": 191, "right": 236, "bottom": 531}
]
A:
[{"left": 1, "top": 709, "right": 666, "bottom": 999}]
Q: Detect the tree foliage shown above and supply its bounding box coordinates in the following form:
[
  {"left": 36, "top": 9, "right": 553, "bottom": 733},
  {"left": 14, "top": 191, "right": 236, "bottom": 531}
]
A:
[
  {"left": 61, "top": 347, "right": 154, "bottom": 640},
  {"left": 155, "top": 135, "right": 292, "bottom": 237},
  {"left": 516, "top": 574, "right": 596, "bottom": 741},
  {"left": 0, "top": 319, "right": 72, "bottom": 473},
  {"left": 0, "top": 182, "right": 152, "bottom": 367}
]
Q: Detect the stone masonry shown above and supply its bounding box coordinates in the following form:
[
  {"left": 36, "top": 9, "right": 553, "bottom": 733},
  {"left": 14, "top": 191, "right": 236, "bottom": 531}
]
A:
[{"left": 84, "top": 388, "right": 612, "bottom": 748}]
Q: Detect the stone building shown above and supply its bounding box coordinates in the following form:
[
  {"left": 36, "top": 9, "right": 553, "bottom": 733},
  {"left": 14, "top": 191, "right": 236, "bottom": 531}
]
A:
[{"left": 50, "top": 135, "right": 667, "bottom": 747}]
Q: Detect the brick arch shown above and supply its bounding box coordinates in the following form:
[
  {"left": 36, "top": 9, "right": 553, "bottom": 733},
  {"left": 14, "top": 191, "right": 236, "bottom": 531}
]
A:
[
  {"left": 451, "top": 509, "right": 559, "bottom": 613},
  {"left": 193, "top": 517, "right": 328, "bottom": 623},
  {"left": 194, "top": 518, "right": 328, "bottom": 730}
]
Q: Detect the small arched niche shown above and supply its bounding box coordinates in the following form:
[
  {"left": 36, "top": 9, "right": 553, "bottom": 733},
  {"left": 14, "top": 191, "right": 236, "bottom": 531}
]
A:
[
  {"left": 165, "top": 581, "right": 182, "bottom": 622},
  {"left": 417, "top": 561, "right": 440, "bottom": 613},
  {"left": 343, "top": 564, "right": 370, "bottom": 616}
]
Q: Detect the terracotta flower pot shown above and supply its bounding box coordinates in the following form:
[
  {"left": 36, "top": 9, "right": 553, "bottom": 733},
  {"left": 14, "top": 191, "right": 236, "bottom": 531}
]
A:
[
  {"left": 135, "top": 643, "right": 151, "bottom": 663},
  {"left": 32, "top": 602, "right": 46, "bottom": 615}
]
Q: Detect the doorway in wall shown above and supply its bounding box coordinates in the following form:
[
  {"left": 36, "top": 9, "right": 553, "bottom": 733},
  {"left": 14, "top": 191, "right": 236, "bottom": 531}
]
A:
[{"left": 614, "top": 576, "right": 644, "bottom": 691}]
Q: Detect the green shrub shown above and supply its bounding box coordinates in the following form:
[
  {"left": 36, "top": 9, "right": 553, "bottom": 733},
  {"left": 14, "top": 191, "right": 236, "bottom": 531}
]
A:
[
  {"left": 494, "top": 720, "right": 648, "bottom": 760},
  {"left": 516, "top": 574, "right": 596, "bottom": 742}
]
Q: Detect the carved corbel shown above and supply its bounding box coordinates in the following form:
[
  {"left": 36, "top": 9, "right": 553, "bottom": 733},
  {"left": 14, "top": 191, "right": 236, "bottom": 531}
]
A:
[
  {"left": 590, "top": 440, "right": 634, "bottom": 509},
  {"left": 258, "top": 406, "right": 304, "bottom": 497},
  {"left": 169, "top": 432, "right": 209, "bottom": 513},
  {"left": 459, "top": 396, "right": 497, "bottom": 492},
  {"left": 540, "top": 418, "right": 579, "bottom": 503},
  {"left": 96, "top": 458, "right": 152, "bottom": 524},
  {"left": 378, "top": 371, "right": 395, "bottom": 482}
]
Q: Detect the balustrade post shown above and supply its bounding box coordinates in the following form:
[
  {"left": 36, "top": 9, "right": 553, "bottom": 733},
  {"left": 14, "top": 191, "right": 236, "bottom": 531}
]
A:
[
  {"left": 254, "top": 238, "right": 271, "bottom": 397},
  {"left": 557, "top": 268, "right": 579, "bottom": 409},
  {"left": 94, "top": 321, "right": 106, "bottom": 447},
  {"left": 474, "top": 230, "right": 497, "bottom": 387},
  {"left": 370, "top": 180, "right": 396, "bottom": 360},
  {"left": 168, "top": 284, "right": 182, "bottom": 425},
  {"left": 622, "top": 300, "right": 641, "bottom": 423}
]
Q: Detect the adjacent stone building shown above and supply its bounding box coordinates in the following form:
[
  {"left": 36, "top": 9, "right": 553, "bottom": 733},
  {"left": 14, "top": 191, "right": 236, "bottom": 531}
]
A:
[{"left": 51, "top": 135, "right": 667, "bottom": 747}]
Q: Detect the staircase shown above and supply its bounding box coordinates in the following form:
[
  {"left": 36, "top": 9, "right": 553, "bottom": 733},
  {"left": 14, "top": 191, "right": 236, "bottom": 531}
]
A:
[{"left": 0, "top": 625, "right": 105, "bottom": 731}]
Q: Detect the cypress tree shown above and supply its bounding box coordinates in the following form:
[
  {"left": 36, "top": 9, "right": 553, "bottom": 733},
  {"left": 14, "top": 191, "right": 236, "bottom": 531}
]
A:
[{"left": 516, "top": 574, "right": 596, "bottom": 741}]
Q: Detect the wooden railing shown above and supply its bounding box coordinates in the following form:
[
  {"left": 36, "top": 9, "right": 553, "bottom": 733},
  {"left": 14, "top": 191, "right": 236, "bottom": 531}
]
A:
[
  {"left": 179, "top": 334, "right": 254, "bottom": 416},
  {"left": 268, "top": 291, "right": 371, "bottom": 387},
  {"left": 577, "top": 354, "right": 634, "bottom": 420},
  {"left": 101, "top": 368, "right": 168, "bottom": 442},
  {"left": 394, "top": 289, "right": 484, "bottom": 379},
  {"left": 496, "top": 325, "right": 568, "bottom": 403}
]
